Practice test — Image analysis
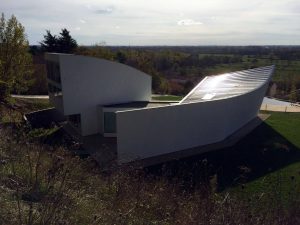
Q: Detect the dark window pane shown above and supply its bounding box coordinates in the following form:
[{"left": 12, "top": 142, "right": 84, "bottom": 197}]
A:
[
  {"left": 46, "top": 61, "right": 61, "bottom": 84},
  {"left": 104, "top": 112, "right": 116, "bottom": 133}
]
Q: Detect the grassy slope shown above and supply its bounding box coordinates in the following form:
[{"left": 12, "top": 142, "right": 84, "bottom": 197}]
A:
[
  {"left": 1, "top": 98, "right": 300, "bottom": 224},
  {"left": 0, "top": 98, "right": 51, "bottom": 123},
  {"left": 5, "top": 97, "right": 300, "bottom": 199},
  {"left": 231, "top": 112, "right": 300, "bottom": 199},
  {"left": 12, "top": 97, "right": 299, "bottom": 198}
]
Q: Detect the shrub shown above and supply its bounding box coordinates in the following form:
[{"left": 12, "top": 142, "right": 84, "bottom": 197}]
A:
[{"left": 0, "top": 80, "right": 9, "bottom": 101}]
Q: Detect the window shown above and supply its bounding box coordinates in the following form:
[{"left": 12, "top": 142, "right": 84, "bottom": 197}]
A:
[
  {"left": 46, "top": 61, "right": 61, "bottom": 83},
  {"left": 104, "top": 112, "right": 116, "bottom": 133}
]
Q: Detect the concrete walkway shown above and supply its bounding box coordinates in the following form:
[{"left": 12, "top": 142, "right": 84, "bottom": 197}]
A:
[
  {"left": 260, "top": 104, "right": 300, "bottom": 112},
  {"left": 262, "top": 97, "right": 291, "bottom": 106},
  {"left": 261, "top": 97, "right": 300, "bottom": 112},
  {"left": 11, "top": 94, "right": 49, "bottom": 99}
]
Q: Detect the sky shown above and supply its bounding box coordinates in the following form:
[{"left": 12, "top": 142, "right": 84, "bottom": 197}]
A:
[{"left": 1, "top": 0, "right": 300, "bottom": 46}]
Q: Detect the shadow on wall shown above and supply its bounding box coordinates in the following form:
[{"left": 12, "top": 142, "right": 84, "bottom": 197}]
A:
[{"left": 145, "top": 120, "right": 300, "bottom": 192}]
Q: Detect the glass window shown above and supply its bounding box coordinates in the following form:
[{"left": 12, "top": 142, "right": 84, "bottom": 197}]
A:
[
  {"left": 46, "top": 61, "right": 61, "bottom": 84},
  {"left": 104, "top": 112, "right": 116, "bottom": 133}
]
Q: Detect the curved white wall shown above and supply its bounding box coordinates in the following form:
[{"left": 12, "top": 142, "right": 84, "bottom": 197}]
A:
[
  {"left": 46, "top": 53, "right": 151, "bottom": 136},
  {"left": 117, "top": 82, "right": 269, "bottom": 163}
]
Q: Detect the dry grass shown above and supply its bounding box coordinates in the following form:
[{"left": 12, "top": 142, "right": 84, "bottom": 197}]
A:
[
  {"left": 0, "top": 98, "right": 300, "bottom": 225},
  {"left": 0, "top": 125, "right": 300, "bottom": 225}
]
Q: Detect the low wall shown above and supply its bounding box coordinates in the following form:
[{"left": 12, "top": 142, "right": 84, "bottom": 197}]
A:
[
  {"left": 117, "top": 83, "right": 268, "bottom": 163},
  {"left": 260, "top": 104, "right": 300, "bottom": 112},
  {"left": 24, "top": 108, "right": 65, "bottom": 128}
]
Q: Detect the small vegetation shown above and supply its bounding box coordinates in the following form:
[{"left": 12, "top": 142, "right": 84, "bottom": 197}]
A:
[
  {"left": 0, "top": 98, "right": 51, "bottom": 124},
  {"left": 152, "top": 95, "right": 183, "bottom": 101},
  {"left": 0, "top": 95, "right": 300, "bottom": 225}
]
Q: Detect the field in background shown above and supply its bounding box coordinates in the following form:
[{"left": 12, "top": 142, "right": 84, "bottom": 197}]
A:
[{"left": 30, "top": 46, "right": 300, "bottom": 101}]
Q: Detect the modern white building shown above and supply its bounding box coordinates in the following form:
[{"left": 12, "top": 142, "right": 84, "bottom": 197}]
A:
[
  {"left": 45, "top": 53, "right": 274, "bottom": 164},
  {"left": 45, "top": 53, "right": 151, "bottom": 136}
]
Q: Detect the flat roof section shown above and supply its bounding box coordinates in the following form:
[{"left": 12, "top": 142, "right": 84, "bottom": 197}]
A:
[
  {"left": 103, "top": 101, "right": 177, "bottom": 109},
  {"left": 180, "top": 65, "right": 275, "bottom": 104}
]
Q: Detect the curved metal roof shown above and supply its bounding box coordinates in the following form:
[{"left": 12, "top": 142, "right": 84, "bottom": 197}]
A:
[{"left": 180, "top": 65, "right": 275, "bottom": 104}]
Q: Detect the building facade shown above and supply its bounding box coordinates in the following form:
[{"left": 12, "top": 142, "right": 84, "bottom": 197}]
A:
[
  {"left": 45, "top": 53, "right": 151, "bottom": 136},
  {"left": 45, "top": 53, "right": 274, "bottom": 164}
]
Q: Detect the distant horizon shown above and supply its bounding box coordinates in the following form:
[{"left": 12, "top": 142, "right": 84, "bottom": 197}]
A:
[
  {"left": 30, "top": 44, "right": 300, "bottom": 47},
  {"left": 4, "top": 0, "right": 299, "bottom": 46}
]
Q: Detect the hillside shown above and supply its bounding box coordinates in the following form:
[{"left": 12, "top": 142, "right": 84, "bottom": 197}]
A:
[{"left": 0, "top": 98, "right": 299, "bottom": 224}]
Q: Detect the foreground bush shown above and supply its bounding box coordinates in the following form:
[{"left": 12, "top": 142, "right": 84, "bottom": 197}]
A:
[
  {"left": 0, "top": 125, "right": 299, "bottom": 225},
  {"left": 0, "top": 80, "right": 9, "bottom": 101}
]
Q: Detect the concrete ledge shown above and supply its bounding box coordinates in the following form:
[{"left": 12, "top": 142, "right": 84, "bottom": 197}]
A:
[{"left": 24, "top": 108, "right": 65, "bottom": 128}]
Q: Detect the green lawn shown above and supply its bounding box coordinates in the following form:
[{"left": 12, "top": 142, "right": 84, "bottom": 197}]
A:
[
  {"left": 152, "top": 95, "right": 183, "bottom": 101},
  {"left": 0, "top": 98, "right": 51, "bottom": 123},
  {"left": 229, "top": 112, "right": 300, "bottom": 201}
]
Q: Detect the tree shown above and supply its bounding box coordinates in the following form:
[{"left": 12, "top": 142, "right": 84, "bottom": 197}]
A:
[
  {"left": 40, "top": 28, "right": 77, "bottom": 53},
  {"left": 40, "top": 30, "right": 58, "bottom": 52},
  {"left": 289, "top": 81, "right": 297, "bottom": 102},
  {"left": 76, "top": 44, "right": 114, "bottom": 60},
  {"left": 58, "top": 28, "right": 77, "bottom": 53},
  {"left": 115, "top": 51, "right": 127, "bottom": 63},
  {"left": 0, "top": 13, "right": 33, "bottom": 99}
]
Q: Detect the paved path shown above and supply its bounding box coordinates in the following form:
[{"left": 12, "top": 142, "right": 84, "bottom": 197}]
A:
[
  {"left": 261, "top": 97, "right": 300, "bottom": 112},
  {"left": 11, "top": 94, "right": 49, "bottom": 99},
  {"left": 262, "top": 97, "right": 291, "bottom": 106}
]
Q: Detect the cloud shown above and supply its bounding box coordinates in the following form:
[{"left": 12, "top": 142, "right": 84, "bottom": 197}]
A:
[
  {"left": 1, "top": 0, "right": 300, "bottom": 45},
  {"left": 95, "top": 7, "right": 114, "bottom": 14},
  {"left": 177, "top": 19, "right": 203, "bottom": 26}
]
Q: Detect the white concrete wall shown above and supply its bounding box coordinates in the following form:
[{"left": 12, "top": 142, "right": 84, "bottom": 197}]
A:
[
  {"left": 116, "top": 82, "right": 269, "bottom": 163},
  {"left": 46, "top": 53, "right": 152, "bottom": 136}
]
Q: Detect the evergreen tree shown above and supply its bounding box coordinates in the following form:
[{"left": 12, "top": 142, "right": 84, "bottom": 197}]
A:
[
  {"left": 115, "top": 51, "right": 127, "bottom": 63},
  {"left": 58, "top": 28, "right": 78, "bottom": 53},
  {"left": 40, "top": 28, "right": 77, "bottom": 53},
  {"left": 40, "top": 30, "right": 58, "bottom": 52}
]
